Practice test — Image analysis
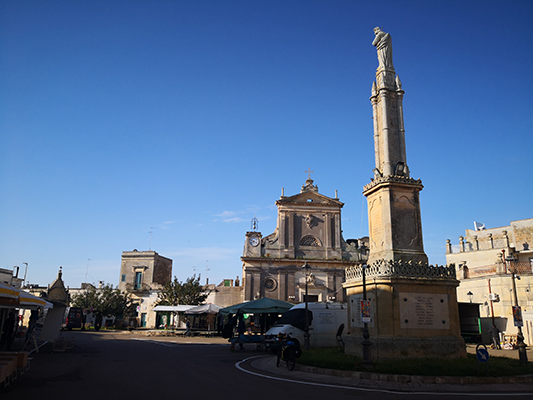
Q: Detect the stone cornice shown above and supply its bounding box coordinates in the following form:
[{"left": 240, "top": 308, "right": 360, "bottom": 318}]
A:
[
  {"left": 363, "top": 175, "right": 423, "bottom": 194},
  {"left": 276, "top": 204, "right": 343, "bottom": 212},
  {"left": 241, "top": 256, "right": 356, "bottom": 266},
  {"left": 276, "top": 195, "right": 344, "bottom": 208}
]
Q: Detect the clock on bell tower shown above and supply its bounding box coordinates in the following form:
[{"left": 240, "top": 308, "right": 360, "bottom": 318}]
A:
[{"left": 244, "top": 217, "right": 262, "bottom": 257}]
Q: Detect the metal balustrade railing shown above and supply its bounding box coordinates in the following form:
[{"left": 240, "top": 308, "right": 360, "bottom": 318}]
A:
[{"left": 345, "top": 259, "right": 457, "bottom": 282}]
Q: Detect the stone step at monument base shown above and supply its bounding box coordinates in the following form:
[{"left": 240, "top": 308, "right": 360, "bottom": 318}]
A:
[{"left": 344, "top": 335, "right": 466, "bottom": 360}]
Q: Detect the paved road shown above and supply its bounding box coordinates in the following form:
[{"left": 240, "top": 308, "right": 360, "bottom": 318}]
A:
[{"left": 2, "top": 331, "right": 533, "bottom": 400}]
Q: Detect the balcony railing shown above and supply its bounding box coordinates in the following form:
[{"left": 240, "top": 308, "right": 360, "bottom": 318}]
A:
[
  {"left": 459, "top": 261, "right": 532, "bottom": 279},
  {"left": 506, "top": 261, "right": 533, "bottom": 275},
  {"left": 450, "top": 238, "right": 509, "bottom": 254},
  {"left": 124, "top": 282, "right": 151, "bottom": 292}
]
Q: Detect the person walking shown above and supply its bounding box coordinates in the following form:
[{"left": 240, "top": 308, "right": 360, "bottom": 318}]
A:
[
  {"left": 237, "top": 314, "right": 246, "bottom": 349},
  {"left": 489, "top": 325, "right": 501, "bottom": 349}
]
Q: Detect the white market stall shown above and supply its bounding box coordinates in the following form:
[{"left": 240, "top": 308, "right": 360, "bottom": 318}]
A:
[
  {"left": 152, "top": 305, "right": 194, "bottom": 329},
  {"left": 184, "top": 304, "right": 223, "bottom": 332}
]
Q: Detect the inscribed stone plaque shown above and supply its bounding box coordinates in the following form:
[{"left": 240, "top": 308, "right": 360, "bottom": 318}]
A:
[{"left": 399, "top": 293, "right": 450, "bottom": 330}]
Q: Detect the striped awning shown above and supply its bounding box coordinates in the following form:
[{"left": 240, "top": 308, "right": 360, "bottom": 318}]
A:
[
  {"left": 18, "top": 291, "right": 53, "bottom": 309},
  {"left": 0, "top": 283, "right": 53, "bottom": 309},
  {"left": 0, "top": 282, "right": 19, "bottom": 299}
]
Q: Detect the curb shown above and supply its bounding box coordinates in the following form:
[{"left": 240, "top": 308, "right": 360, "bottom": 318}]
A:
[{"left": 295, "top": 364, "right": 533, "bottom": 384}]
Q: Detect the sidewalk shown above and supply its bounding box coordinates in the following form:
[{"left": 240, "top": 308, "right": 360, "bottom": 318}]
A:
[{"left": 465, "top": 343, "right": 533, "bottom": 360}]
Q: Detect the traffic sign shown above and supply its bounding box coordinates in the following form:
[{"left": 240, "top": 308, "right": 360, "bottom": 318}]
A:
[{"left": 476, "top": 344, "right": 489, "bottom": 363}]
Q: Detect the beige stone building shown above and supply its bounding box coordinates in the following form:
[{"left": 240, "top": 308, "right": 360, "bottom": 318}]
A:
[
  {"left": 446, "top": 218, "right": 533, "bottom": 344},
  {"left": 0, "top": 267, "right": 23, "bottom": 288},
  {"left": 117, "top": 250, "right": 244, "bottom": 329},
  {"left": 241, "top": 177, "right": 368, "bottom": 303},
  {"left": 118, "top": 250, "right": 172, "bottom": 328},
  {"left": 204, "top": 278, "right": 243, "bottom": 307}
]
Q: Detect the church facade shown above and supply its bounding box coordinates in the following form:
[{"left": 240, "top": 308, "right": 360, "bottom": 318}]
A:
[{"left": 241, "top": 177, "right": 368, "bottom": 303}]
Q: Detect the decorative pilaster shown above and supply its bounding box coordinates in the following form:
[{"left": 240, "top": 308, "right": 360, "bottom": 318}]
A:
[
  {"left": 288, "top": 212, "right": 294, "bottom": 248},
  {"left": 334, "top": 213, "right": 341, "bottom": 249},
  {"left": 280, "top": 212, "right": 286, "bottom": 248}
]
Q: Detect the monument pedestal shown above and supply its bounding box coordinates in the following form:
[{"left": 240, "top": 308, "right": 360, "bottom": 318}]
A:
[
  {"left": 364, "top": 176, "right": 428, "bottom": 266},
  {"left": 343, "top": 261, "right": 466, "bottom": 360},
  {"left": 344, "top": 335, "right": 466, "bottom": 360}
]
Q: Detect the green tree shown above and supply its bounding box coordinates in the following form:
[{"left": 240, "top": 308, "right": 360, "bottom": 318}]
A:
[
  {"left": 156, "top": 274, "right": 208, "bottom": 306},
  {"left": 71, "top": 284, "right": 134, "bottom": 327},
  {"left": 70, "top": 285, "right": 100, "bottom": 311},
  {"left": 98, "top": 284, "right": 134, "bottom": 317}
]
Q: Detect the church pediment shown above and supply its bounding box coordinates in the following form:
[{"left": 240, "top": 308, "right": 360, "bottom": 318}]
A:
[{"left": 276, "top": 191, "right": 343, "bottom": 207}]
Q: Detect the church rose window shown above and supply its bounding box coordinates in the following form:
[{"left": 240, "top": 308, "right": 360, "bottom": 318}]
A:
[
  {"left": 264, "top": 278, "right": 277, "bottom": 291},
  {"left": 300, "top": 235, "right": 320, "bottom": 247}
]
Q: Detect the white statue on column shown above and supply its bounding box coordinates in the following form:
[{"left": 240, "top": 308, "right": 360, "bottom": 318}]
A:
[{"left": 372, "top": 27, "right": 393, "bottom": 70}]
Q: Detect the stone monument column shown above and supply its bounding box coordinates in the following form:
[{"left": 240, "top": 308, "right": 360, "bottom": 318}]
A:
[
  {"left": 343, "top": 28, "right": 464, "bottom": 361},
  {"left": 364, "top": 27, "right": 427, "bottom": 265}
]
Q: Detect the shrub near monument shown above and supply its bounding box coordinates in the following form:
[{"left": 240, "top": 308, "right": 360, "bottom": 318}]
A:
[{"left": 299, "top": 347, "right": 533, "bottom": 378}]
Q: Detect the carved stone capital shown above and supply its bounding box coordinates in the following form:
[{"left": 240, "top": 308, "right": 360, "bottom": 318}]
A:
[{"left": 363, "top": 175, "right": 423, "bottom": 194}]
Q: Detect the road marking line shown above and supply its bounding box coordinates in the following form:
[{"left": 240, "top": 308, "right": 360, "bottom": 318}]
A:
[
  {"left": 130, "top": 338, "right": 226, "bottom": 347},
  {"left": 235, "top": 356, "right": 533, "bottom": 397},
  {"left": 131, "top": 339, "right": 173, "bottom": 347}
]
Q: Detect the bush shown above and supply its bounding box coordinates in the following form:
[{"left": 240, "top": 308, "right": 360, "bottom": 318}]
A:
[{"left": 298, "top": 348, "right": 533, "bottom": 377}]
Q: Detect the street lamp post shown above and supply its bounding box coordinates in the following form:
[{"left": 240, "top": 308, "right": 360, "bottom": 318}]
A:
[
  {"left": 361, "top": 264, "right": 372, "bottom": 366},
  {"left": 302, "top": 262, "right": 311, "bottom": 350},
  {"left": 505, "top": 255, "right": 528, "bottom": 363},
  {"left": 467, "top": 291, "right": 474, "bottom": 303}
]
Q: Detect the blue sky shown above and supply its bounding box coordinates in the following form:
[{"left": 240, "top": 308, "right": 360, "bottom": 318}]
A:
[{"left": 1, "top": 1, "right": 532, "bottom": 289}]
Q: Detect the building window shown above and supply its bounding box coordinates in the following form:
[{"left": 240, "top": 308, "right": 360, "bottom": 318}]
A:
[
  {"left": 300, "top": 235, "right": 320, "bottom": 247},
  {"left": 121, "top": 274, "right": 126, "bottom": 282},
  {"left": 264, "top": 278, "right": 277, "bottom": 292},
  {"left": 134, "top": 272, "right": 142, "bottom": 290}
]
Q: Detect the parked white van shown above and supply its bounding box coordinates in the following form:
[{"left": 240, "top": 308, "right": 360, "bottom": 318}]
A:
[{"left": 266, "top": 302, "right": 347, "bottom": 348}]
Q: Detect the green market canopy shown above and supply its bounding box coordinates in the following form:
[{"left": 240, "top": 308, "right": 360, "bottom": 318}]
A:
[{"left": 219, "top": 297, "right": 294, "bottom": 315}]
